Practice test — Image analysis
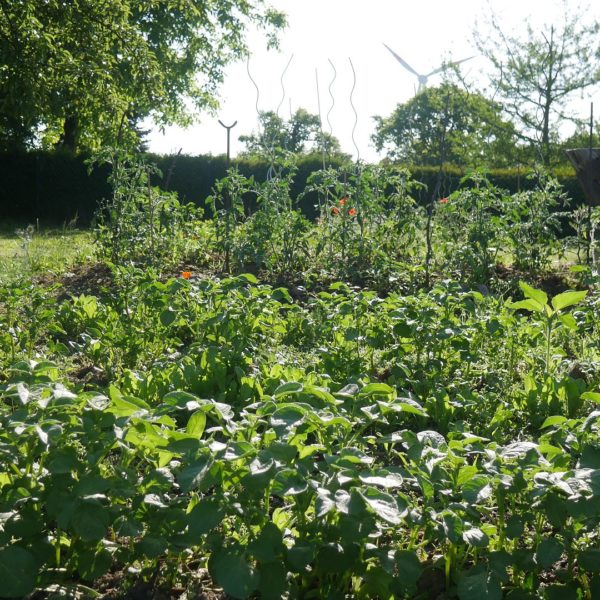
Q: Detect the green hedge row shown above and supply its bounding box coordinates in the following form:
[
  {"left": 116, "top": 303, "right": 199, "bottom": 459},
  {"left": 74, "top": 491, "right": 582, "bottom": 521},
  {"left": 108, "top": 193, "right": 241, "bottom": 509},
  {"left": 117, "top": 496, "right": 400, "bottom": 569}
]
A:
[{"left": 0, "top": 151, "right": 584, "bottom": 225}]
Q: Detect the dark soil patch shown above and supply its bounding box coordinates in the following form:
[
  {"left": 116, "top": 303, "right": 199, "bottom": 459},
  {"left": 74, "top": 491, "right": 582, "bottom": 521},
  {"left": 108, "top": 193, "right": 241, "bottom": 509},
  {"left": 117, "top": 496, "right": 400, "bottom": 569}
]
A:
[
  {"left": 34, "top": 262, "right": 115, "bottom": 300},
  {"left": 494, "top": 262, "right": 580, "bottom": 296}
]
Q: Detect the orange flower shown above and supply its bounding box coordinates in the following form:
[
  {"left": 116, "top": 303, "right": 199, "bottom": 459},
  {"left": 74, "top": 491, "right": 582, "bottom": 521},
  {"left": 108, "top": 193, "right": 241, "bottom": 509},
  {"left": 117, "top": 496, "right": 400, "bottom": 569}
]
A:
[
  {"left": 438, "top": 197, "right": 449, "bottom": 204},
  {"left": 348, "top": 207, "right": 357, "bottom": 216},
  {"left": 339, "top": 197, "right": 347, "bottom": 206},
  {"left": 181, "top": 271, "right": 192, "bottom": 279},
  {"left": 331, "top": 206, "right": 340, "bottom": 215}
]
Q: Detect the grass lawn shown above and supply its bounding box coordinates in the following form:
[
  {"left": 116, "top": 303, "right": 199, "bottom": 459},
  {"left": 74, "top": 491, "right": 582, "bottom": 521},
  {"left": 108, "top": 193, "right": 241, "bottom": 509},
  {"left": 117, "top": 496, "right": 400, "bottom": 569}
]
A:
[{"left": 0, "top": 226, "right": 95, "bottom": 283}]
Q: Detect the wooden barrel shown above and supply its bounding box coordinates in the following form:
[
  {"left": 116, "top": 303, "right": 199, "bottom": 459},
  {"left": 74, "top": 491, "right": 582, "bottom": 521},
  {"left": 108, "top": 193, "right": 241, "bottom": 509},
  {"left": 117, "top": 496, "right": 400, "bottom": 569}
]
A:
[{"left": 565, "top": 148, "right": 600, "bottom": 205}]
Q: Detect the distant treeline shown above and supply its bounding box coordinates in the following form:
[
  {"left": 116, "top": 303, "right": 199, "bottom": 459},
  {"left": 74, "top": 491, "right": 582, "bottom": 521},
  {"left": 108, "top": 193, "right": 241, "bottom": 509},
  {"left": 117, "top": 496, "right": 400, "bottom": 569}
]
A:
[{"left": 0, "top": 151, "right": 584, "bottom": 225}]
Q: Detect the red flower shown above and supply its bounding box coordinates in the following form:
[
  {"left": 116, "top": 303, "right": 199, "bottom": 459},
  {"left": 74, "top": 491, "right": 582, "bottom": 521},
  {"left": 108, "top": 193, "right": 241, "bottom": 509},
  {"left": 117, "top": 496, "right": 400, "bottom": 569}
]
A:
[
  {"left": 339, "top": 197, "right": 347, "bottom": 206},
  {"left": 181, "top": 271, "right": 192, "bottom": 279},
  {"left": 331, "top": 206, "right": 340, "bottom": 215},
  {"left": 348, "top": 207, "right": 357, "bottom": 216},
  {"left": 438, "top": 197, "right": 449, "bottom": 204}
]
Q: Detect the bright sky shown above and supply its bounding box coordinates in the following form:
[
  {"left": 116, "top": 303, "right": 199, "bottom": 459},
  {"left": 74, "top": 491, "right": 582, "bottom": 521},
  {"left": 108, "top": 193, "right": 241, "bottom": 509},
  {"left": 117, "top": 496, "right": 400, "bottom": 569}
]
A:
[{"left": 146, "top": 0, "right": 600, "bottom": 161}]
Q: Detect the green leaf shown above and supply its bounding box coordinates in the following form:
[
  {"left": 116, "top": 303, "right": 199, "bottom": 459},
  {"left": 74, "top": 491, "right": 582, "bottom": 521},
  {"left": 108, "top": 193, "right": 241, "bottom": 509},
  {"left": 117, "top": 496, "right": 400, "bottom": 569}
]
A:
[
  {"left": 258, "top": 561, "right": 287, "bottom": 600},
  {"left": 463, "top": 527, "right": 489, "bottom": 547},
  {"left": 457, "top": 565, "right": 502, "bottom": 600},
  {"left": 270, "top": 405, "right": 307, "bottom": 437},
  {"left": 71, "top": 502, "right": 110, "bottom": 542},
  {"left": 581, "top": 391, "right": 600, "bottom": 404},
  {"left": 160, "top": 308, "right": 176, "bottom": 326},
  {"left": 76, "top": 547, "right": 112, "bottom": 581},
  {"left": 579, "top": 549, "right": 600, "bottom": 572},
  {"left": 394, "top": 550, "right": 423, "bottom": 592},
  {"left": 509, "top": 299, "right": 544, "bottom": 313},
  {"left": 187, "top": 499, "right": 223, "bottom": 538},
  {"left": 177, "top": 453, "right": 215, "bottom": 492},
  {"left": 541, "top": 415, "right": 568, "bottom": 428},
  {"left": 535, "top": 537, "right": 563, "bottom": 568},
  {"left": 358, "top": 487, "right": 402, "bottom": 525},
  {"left": 238, "top": 273, "right": 258, "bottom": 284},
  {"left": 271, "top": 469, "right": 308, "bottom": 496},
  {"left": 186, "top": 411, "right": 206, "bottom": 437},
  {"left": 273, "top": 381, "right": 303, "bottom": 397},
  {"left": 558, "top": 313, "right": 578, "bottom": 329},
  {"left": 248, "top": 523, "right": 284, "bottom": 562},
  {"left": 0, "top": 546, "right": 37, "bottom": 597},
  {"left": 519, "top": 281, "right": 548, "bottom": 307},
  {"left": 209, "top": 546, "right": 258, "bottom": 599},
  {"left": 551, "top": 290, "right": 587, "bottom": 312}
]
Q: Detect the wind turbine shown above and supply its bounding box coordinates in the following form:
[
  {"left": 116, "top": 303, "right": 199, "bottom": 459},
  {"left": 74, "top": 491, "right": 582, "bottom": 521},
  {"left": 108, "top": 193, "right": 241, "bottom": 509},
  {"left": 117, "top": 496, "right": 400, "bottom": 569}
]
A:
[{"left": 383, "top": 44, "right": 476, "bottom": 94}]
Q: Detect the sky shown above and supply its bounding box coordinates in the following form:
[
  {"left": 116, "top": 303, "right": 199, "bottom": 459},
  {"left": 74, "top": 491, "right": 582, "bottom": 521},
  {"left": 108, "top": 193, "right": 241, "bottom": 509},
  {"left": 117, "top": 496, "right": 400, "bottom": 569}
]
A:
[{"left": 145, "top": 0, "right": 600, "bottom": 161}]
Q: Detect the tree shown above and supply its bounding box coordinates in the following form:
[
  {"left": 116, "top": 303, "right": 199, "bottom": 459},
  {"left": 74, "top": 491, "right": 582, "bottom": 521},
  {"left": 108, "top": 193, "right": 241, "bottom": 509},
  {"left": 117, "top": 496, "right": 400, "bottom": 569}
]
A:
[
  {"left": 474, "top": 2, "right": 600, "bottom": 165},
  {"left": 0, "top": 0, "right": 285, "bottom": 152},
  {"left": 239, "top": 108, "right": 345, "bottom": 157},
  {"left": 372, "top": 83, "right": 519, "bottom": 167}
]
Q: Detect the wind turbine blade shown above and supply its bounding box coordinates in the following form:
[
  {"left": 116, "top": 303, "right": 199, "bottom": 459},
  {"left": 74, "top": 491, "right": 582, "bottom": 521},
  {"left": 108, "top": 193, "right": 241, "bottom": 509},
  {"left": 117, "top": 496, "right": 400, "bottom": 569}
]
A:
[
  {"left": 426, "top": 55, "right": 477, "bottom": 77},
  {"left": 383, "top": 43, "right": 421, "bottom": 78}
]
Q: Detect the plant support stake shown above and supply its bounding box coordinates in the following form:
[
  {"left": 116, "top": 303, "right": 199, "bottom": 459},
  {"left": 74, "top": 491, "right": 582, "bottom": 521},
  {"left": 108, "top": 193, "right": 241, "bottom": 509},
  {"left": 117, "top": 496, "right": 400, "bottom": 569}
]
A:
[{"left": 219, "top": 119, "right": 237, "bottom": 272}]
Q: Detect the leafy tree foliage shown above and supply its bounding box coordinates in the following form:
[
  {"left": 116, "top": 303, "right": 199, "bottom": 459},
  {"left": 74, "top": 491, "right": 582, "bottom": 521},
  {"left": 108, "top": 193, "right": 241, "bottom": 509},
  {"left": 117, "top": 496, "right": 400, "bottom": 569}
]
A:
[
  {"left": 372, "top": 83, "right": 518, "bottom": 167},
  {"left": 474, "top": 3, "right": 600, "bottom": 165},
  {"left": 239, "top": 108, "right": 345, "bottom": 157},
  {"left": 0, "top": 0, "right": 285, "bottom": 152}
]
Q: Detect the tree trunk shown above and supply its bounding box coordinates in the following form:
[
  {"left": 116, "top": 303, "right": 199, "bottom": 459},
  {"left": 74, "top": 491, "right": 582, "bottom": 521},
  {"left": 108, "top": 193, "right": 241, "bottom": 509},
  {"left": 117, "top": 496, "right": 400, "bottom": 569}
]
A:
[{"left": 57, "top": 114, "right": 79, "bottom": 153}]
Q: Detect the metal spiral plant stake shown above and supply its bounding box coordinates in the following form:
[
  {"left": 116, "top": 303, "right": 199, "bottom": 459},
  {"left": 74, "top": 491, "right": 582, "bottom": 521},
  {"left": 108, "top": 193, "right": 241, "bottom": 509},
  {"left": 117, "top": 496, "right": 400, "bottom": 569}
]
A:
[
  {"left": 348, "top": 57, "right": 367, "bottom": 263},
  {"left": 326, "top": 59, "right": 337, "bottom": 141},
  {"left": 265, "top": 55, "right": 293, "bottom": 182}
]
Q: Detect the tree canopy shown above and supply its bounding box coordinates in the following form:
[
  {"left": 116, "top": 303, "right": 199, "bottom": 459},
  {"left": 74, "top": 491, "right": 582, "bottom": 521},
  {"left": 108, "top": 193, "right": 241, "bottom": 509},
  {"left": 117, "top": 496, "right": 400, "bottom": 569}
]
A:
[
  {"left": 239, "top": 108, "right": 345, "bottom": 157},
  {"left": 0, "top": 0, "right": 285, "bottom": 152},
  {"left": 372, "top": 83, "right": 519, "bottom": 167},
  {"left": 474, "top": 3, "right": 600, "bottom": 165}
]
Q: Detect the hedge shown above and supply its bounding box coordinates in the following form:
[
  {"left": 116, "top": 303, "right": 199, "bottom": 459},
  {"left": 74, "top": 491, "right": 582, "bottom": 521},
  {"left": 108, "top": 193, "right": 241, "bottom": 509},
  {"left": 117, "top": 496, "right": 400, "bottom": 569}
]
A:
[{"left": 0, "top": 150, "right": 584, "bottom": 226}]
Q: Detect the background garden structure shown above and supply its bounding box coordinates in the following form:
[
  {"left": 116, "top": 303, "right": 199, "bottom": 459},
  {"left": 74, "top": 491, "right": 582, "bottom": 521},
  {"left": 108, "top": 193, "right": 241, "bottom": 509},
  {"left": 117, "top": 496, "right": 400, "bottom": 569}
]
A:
[{"left": 0, "top": 151, "right": 585, "bottom": 226}]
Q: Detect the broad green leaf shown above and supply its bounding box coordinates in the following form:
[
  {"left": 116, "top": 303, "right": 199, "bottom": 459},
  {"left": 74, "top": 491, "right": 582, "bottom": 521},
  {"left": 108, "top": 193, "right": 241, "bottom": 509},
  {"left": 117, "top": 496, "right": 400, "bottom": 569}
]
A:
[
  {"left": 509, "top": 299, "right": 544, "bottom": 313},
  {"left": 0, "top": 546, "right": 37, "bottom": 597},
  {"left": 258, "top": 561, "right": 287, "bottom": 600},
  {"left": 187, "top": 499, "right": 223, "bottom": 537},
  {"left": 535, "top": 537, "right": 563, "bottom": 568},
  {"left": 270, "top": 405, "right": 307, "bottom": 437},
  {"left": 186, "top": 411, "right": 206, "bottom": 437},
  {"left": 271, "top": 469, "right": 308, "bottom": 496},
  {"left": 359, "top": 487, "right": 402, "bottom": 525},
  {"left": 238, "top": 273, "right": 258, "bottom": 284},
  {"left": 519, "top": 281, "right": 547, "bottom": 307},
  {"left": 457, "top": 566, "right": 502, "bottom": 600},
  {"left": 248, "top": 523, "right": 284, "bottom": 562},
  {"left": 76, "top": 547, "right": 112, "bottom": 581},
  {"left": 393, "top": 550, "right": 423, "bottom": 593},
  {"left": 541, "top": 415, "right": 568, "bottom": 428},
  {"left": 316, "top": 543, "right": 358, "bottom": 574},
  {"left": 581, "top": 391, "right": 600, "bottom": 404},
  {"left": 579, "top": 549, "right": 600, "bottom": 572},
  {"left": 272, "top": 381, "right": 303, "bottom": 397},
  {"left": 551, "top": 290, "right": 587, "bottom": 312},
  {"left": 177, "top": 454, "right": 215, "bottom": 492},
  {"left": 209, "top": 546, "right": 258, "bottom": 599},
  {"left": 463, "top": 527, "right": 489, "bottom": 548},
  {"left": 358, "top": 472, "right": 403, "bottom": 489},
  {"left": 241, "top": 459, "right": 275, "bottom": 493},
  {"left": 160, "top": 308, "right": 176, "bottom": 326},
  {"left": 71, "top": 501, "right": 110, "bottom": 542},
  {"left": 360, "top": 383, "right": 395, "bottom": 397},
  {"left": 558, "top": 313, "right": 578, "bottom": 329}
]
